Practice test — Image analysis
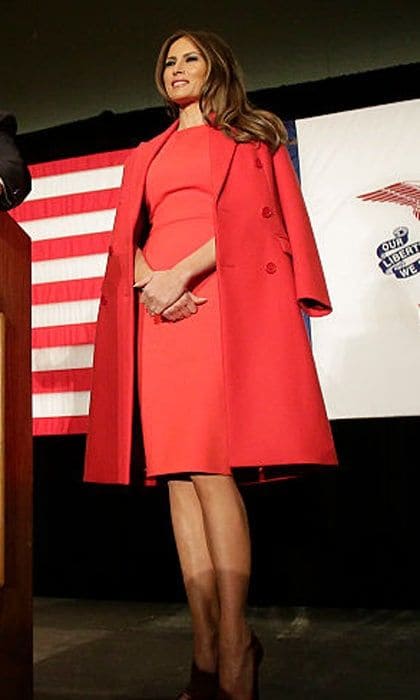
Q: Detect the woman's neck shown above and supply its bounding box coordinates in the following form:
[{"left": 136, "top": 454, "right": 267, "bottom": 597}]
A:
[{"left": 177, "top": 102, "right": 205, "bottom": 130}]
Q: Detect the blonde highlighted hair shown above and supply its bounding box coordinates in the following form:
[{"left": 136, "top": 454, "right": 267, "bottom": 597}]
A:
[{"left": 155, "top": 29, "right": 288, "bottom": 152}]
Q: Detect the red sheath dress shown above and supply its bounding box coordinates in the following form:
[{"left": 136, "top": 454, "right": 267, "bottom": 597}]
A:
[{"left": 137, "top": 124, "right": 230, "bottom": 478}]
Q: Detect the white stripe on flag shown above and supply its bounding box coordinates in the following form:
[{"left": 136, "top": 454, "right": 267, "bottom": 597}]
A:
[
  {"left": 32, "top": 253, "right": 108, "bottom": 284},
  {"left": 32, "top": 298, "right": 100, "bottom": 329},
  {"left": 32, "top": 344, "right": 94, "bottom": 371},
  {"left": 27, "top": 166, "right": 124, "bottom": 201},
  {"left": 32, "top": 391, "right": 90, "bottom": 418},
  {"left": 20, "top": 209, "right": 116, "bottom": 241}
]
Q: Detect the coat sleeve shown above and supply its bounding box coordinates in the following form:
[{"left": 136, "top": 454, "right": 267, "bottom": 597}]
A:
[
  {"left": 83, "top": 148, "right": 145, "bottom": 485},
  {"left": 0, "top": 112, "right": 32, "bottom": 211},
  {"left": 273, "top": 144, "right": 332, "bottom": 317}
]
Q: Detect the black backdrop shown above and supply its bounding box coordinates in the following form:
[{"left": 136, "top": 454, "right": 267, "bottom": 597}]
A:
[{"left": 21, "top": 62, "right": 420, "bottom": 607}]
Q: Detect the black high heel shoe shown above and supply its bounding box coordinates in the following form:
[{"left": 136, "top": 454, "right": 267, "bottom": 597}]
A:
[
  {"left": 176, "top": 660, "right": 219, "bottom": 700},
  {"left": 249, "top": 631, "right": 264, "bottom": 700}
]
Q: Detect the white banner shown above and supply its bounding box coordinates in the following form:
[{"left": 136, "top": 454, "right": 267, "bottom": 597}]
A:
[{"left": 296, "top": 100, "right": 420, "bottom": 418}]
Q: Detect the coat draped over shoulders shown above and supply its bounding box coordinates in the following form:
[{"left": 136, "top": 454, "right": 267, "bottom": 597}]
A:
[{"left": 84, "top": 121, "right": 337, "bottom": 485}]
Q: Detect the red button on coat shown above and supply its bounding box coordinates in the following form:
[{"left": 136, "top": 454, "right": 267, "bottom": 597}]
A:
[
  {"left": 262, "top": 206, "right": 273, "bottom": 218},
  {"left": 255, "top": 157, "right": 263, "bottom": 168},
  {"left": 100, "top": 295, "right": 108, "bottom": 306},
  {"left": 265, "top": 262, "right": 277, "bottom": 274},
  {"left": 108, "top": 245, "right": 113, "bottom": 255}
]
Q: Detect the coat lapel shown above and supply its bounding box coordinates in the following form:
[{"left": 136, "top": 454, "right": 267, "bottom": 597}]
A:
[{"left": 209, "top": 127, "right": 237, "bottom": 202}]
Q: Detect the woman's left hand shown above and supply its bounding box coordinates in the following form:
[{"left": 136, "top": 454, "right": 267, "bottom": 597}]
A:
[
  {"left": 162, "top": 291, "right": 207, "bottom": 321},
  {"left": 137, "top": 269, "right": 188, "bottom": 315}
]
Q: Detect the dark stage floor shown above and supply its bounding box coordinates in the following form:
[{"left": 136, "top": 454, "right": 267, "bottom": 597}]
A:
[{"left": 34, "top": 598, "right": 420, "bottom": 699}]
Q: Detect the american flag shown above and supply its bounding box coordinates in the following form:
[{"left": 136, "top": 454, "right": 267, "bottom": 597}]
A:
[{"left": 12, "top": 148, "right": 132, "bottom": 436}]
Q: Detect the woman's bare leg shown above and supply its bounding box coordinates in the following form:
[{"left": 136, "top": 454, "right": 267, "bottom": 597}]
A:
[
  {"left": 168, "top": 479, "right": 220, "bottom": 673},
  {"left": 191, "top": 475, "right": 254, "bottom": 698}
]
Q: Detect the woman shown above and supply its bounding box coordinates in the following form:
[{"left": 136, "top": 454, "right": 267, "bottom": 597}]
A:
[{"left": 84, "top": 29, "right": 337, "bottom": 700}]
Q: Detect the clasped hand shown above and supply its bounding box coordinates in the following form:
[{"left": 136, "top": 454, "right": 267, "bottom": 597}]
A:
[{"left": 134, "top": 269, "right": 207, "bottom": 322}]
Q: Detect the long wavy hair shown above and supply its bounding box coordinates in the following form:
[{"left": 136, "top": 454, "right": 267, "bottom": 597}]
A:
[{"left": 155, "top": 29, "right": 288, "bottom": 152}]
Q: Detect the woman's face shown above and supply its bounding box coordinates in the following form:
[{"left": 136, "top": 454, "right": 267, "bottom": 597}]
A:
[{"left": 163, "top": 36, "right": 208, "bottom": 106}]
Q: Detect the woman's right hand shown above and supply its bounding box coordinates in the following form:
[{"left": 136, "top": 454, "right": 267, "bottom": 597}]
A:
[{"left": 161, "top": 291, "right": 207, "bottom": 322}]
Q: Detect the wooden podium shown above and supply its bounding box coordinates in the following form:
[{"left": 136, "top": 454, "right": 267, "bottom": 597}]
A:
[{"left": 0, "top": 212, "right": 32, "bottom": 698}]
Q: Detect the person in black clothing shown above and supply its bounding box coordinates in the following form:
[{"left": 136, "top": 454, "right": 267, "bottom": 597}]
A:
[{"left": 0, "top": 112, "right": 31, "bottom": 210}]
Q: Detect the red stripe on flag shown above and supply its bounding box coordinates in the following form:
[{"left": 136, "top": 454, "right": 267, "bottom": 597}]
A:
[
  {"left": 14, "top": 188, "right": 120, "bottom": 222},
  {"left": 33, "top": 367, "right": 92, "bottom": 393},
  {"left": 29, "top": 149, "right": 132, "bottom": 178},
  {"left": 32, "top": 278, "right": 103, "bottom": 304},
  {"left": 33, "top": 415, "right": 89, "bottom": 436},
  {"left": 32, "top": 231, "right": 111, "bottom": 261},
  {"left": 32, "top": 323, "right": 97, "bottom": 348}
]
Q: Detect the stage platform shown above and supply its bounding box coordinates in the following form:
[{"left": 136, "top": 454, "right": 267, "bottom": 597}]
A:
[{"left": 34, "top": 597, "right": 420, "bottom": 699}]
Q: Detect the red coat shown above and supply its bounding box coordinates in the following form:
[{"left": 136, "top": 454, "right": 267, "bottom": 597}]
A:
[{"left": 84, "top": 120, "right": 337, "bottom": 485}]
